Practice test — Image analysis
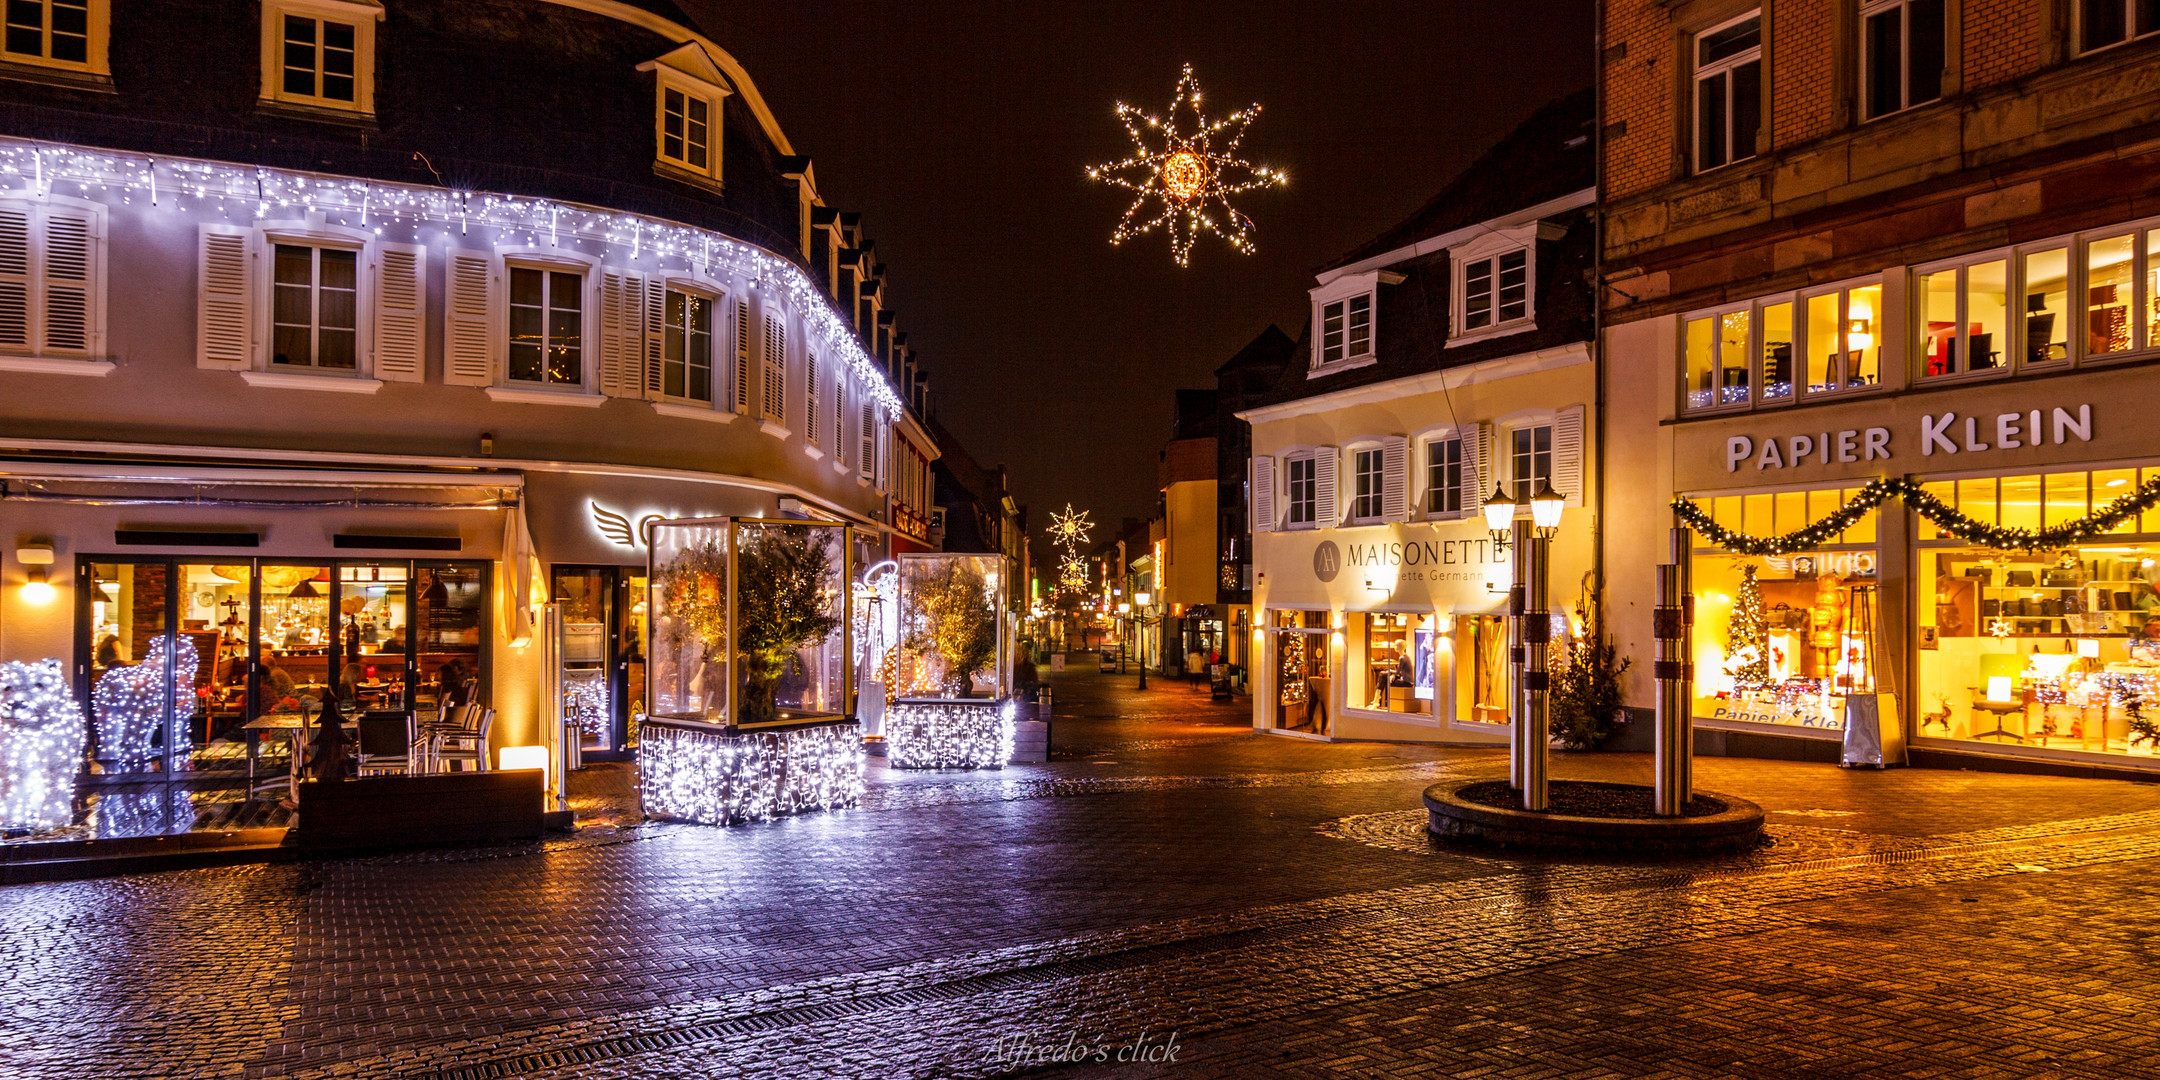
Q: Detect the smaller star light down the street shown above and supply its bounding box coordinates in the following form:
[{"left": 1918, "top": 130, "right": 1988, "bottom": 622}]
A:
[
  {"left": 1086, "top": 64, "right": 1287, "bottom": 267},
  {"left": 1048, "top": 504, "right": 1095, "bottom": 597}
]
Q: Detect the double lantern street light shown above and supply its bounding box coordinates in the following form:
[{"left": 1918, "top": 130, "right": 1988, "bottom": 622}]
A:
[
  {"left": 1482, "top": 479, "right": 1565, "bottom": 812},
  {"left": 1132, "top": 590, "right": 1155, "bottom": 690}
]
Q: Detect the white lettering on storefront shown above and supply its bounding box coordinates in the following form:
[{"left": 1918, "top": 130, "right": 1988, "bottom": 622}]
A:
[{"left": 1725, "top": 403, "right": 2094, "bottom": 472}]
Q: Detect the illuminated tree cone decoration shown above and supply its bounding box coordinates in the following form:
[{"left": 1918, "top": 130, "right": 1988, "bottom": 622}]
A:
[
  {"left": 1086, "top": 64, "right": 1287, "bottom": 267},
  {"left": 1676, "top": 474, "right": 2160, "bottom": 555},
  {"left": 0, "top": 659, "right": 88, "bottom": 831},
  {"left": 1725, "top": 565, "right": 1770, "bottom": 687},
  {"left": 734, "top": 526, "right": 842, "bottom": 728},
  {"left": 92, "top": 635, "right": 196, "bottom": 773}
]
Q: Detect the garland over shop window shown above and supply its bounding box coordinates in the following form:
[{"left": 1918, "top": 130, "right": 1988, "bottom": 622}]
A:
[{"left": 1676, "top": 473, "right": 2160, "bottom": 555}]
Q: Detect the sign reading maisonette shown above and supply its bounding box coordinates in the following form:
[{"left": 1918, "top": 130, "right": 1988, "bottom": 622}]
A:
[
  {"left": 1718, "top": 403, "right": 2095, "bottom": 472},
  {"left": 1262, "top": 520, "right": 1509, "bottom": 609}
]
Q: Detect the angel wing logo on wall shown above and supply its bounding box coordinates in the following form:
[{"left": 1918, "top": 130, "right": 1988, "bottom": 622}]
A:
[
  {"left": 591, "top": 502, "right": 636, "bottom": 548},
  {"left": 590, "top": 502, "right": 670, "bottom": 550}
]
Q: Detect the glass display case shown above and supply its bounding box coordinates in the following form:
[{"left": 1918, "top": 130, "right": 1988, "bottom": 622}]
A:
[
  {"left": 894, "top": 553, "right": 1008, "bottom": 703},
  {"left": 641, "top": 517, "right": 863, "bottom": 824},
  {"left": 885, "top": 553, "right": 1014, "bottom": 769}
]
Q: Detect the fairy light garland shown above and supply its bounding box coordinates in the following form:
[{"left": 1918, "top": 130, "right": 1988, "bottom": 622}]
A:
[
  {"left": 0, "top": 659, "right": 87, "bottom": 832},
  {"left": 1675, "top": 475, "right": 2160, "bottom": 556},
  {"left": 639, "top": 718, "right": 864, "bottom": 825},
  {"left": 884, "top": 699, "right": 1014, "bottom": 769},
  {"left": 0, "top": 137, "right": 907, "bottom": 413}
]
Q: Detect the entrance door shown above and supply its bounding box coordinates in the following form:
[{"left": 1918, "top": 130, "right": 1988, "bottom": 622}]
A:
[
  {"left": 1273, "top": 629, "right": 1331, "bottom": 735},
  {"left": 551, "top": 566, "right": 638, "bottom": 760}
]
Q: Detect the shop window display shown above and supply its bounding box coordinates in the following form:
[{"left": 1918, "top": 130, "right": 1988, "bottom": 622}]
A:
[
  {"left": 1915, "top": 467, "right": 2160, "bottom": 757},
  {"left": 1271, "top": 609, "right": 1330, "bottom": 734},
  {"left": 1351, "top": 613, "right": 1433, "bottom": 716},
  {"left": 1690, "top": 490, "right": 1880, "bottom": 729}
]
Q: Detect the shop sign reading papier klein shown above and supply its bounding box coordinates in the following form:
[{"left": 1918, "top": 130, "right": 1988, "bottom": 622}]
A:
[{"left": 1725, "top": 404, "right": 2093, "bottom": 473}]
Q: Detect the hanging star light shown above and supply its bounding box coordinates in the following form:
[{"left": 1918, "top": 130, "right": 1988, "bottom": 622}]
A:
[
  {"left": 1086, "top": 64, "right": 1286, "bottom": 267},
  {"left": 1047, "top": 504, "right": 1096, "bottom": 598}
]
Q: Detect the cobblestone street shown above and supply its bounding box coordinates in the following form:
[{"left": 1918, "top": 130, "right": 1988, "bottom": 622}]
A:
[{"left": 4, "top": 670, "right": 2160, "bottom": 1079}]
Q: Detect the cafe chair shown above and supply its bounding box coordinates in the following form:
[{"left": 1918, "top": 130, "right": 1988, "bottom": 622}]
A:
[
  {"left": 435, "top": 704, "right": 495, "bottom": 772},
  {"left": 356, "top": 714, "right": 416, "bottom": 776}
]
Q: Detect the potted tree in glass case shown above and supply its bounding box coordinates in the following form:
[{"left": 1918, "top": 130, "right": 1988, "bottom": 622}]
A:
[
  {"left": 641, "top": 518, "right": 862, "bottom": 826},
  {"left": 888, "top": 553, "right": 1013, "bottom": 769}
]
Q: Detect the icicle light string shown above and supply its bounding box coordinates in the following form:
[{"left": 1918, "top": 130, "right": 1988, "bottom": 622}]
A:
[
  {"left": 1675, "top": 475, "right": 2160, "bottom": 556},
  {"left": 0, "top": 138, "right": 906, "bottom": 413}
]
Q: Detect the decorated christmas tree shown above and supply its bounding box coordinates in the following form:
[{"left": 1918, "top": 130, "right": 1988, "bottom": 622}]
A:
[{"left": 1727, "top": 564, "right": 1770, "bottom": 687}]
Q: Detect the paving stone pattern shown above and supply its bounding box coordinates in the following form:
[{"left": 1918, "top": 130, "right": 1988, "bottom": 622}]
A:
[{"left": 2, "top": 671, "right": 2159, "bottom": 1079}]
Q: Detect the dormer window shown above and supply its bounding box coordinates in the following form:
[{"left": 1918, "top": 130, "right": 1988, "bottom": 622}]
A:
[
  {"left": 1447, "top": 223, "right": 1555, "bottom": 347},
  {"left": 1321, "top": 295, "right": 1371, "bottom": 365},
  {"left": 639, "top": 43, "right": 734, "bottom": 189},
  {"left": 259, "top": 1, "right": 378, "bottom": 116},
  {"left": 1308, "top": 269, "right": 1386, "bottom": 375},
  {"left": 1, "top": 0, "right": 107, "bottom": 84}
]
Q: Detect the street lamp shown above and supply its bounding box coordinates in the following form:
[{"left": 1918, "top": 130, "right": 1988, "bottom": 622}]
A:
[
  {"left": 1528, "top": 478, "right": 1565, "bottom": 539},
  {"left": 1481, "top": 485, "right": 1518, "bottom": 552}
]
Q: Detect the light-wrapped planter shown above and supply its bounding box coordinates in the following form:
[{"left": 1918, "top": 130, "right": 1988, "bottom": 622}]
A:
[
  {"left": 0, "top": 659, "right": 87, "bottom": 831},
  {"left": 886, "top": 699, "right": 1015, "bottom": 770},
  {"left": 640, "top": 717, "right": 864, "bottom": 825}
]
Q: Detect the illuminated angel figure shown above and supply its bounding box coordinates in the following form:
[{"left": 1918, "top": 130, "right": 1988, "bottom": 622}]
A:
[{"left": 1086, "top": 64, "right": 1286, "bottom": 267}]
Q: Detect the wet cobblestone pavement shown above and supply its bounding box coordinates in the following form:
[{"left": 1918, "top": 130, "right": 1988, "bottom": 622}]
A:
[{"left": 5, "top": 671, "right": 2160, "bottom": 1078}]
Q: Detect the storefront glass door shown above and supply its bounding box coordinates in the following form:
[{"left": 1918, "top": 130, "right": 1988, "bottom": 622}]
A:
[
  {"left": 179, "top": 563, "right": 254, "bottom": 774},
  {"left": 550, "top": 566, "right": 638, "bottom": 759},
  {"left": 1270, "top": 610, "right": 1332, "bottom": 735},
  {"left": 84, "top": 561, "right": 181, "bottom": 778}
]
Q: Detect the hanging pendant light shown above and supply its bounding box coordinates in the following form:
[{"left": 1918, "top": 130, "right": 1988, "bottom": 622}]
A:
[
  {"left": 421, "top": 571, "right": 450, "bottom": 605},
  {"left": 290, "top": 578, "right": 321, "bottom": 599}
]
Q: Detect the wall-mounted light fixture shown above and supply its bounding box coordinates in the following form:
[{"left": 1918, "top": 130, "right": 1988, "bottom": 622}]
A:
[{"left": 16, "top": 543, "right": 55, "bottom": 604}]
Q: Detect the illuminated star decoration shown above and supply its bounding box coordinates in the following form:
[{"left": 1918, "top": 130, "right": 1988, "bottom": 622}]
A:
[
  {"left": 1047, "top": 504, "right": 1095, "bottom": 597},
  {"left": 1086, "top": 64, "right": 1286, "bottom": 267}
]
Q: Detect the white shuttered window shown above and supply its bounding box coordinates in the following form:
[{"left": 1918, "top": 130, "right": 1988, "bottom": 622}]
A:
[
  {"left": 0, "top": 200, "right": 100, "bottom": 362},
  {"left": 370, "top": 242, "right": 425, "bottom": 381}
]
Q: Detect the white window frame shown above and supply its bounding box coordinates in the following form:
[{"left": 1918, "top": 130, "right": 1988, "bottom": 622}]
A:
[
  {"left": 259, "top": 0, "right": 380, "bottom": 116},
  {"left": 1860, "top": 0, "right": 1947, "bottom": 121},
  {"left": 0, "top": 194, "right": 106, "bottom": 374},
  {"left": 0, "top": 0, "right": 108, "bottom": 78},
  {"left": 1447, "top": 224, "right": 1556, "bottom": 346},
  {"left": 1308, "top": 271, "right": 1382, "bottom": 375},
  {"left": 1681, "top": 273, "right": 1886, "bottom": 414},
  {"left": 1506, "top": 421, "right": 1553, "bottom": 504},
  {"left": 1419, "top": 429, "right": 1468, "bottom": 519},
  {"left": 1915, "top": 218, "right": 2160, "bottom": 380},
  {"left": 656, "top": 281, "right": 719, "bottom": 406},
  {"left": 1347, "top": 441, "right": 1386, "bottom": 525},
  {"left": 498, "top": 250, "right": 598, "bottom": 397},
  {"left": 1691, "top": 9, "right": 1762, "bottom": 175},
  {"left": 2074, "top": 0, "right": 2160, "bottom": 55},
  {"left": 1283, "top": 450, "right": 1319, "bottom": 530},
  {"left": 638, "top": 46, "right": 734, "bottom": 188},
  {"left": 262, "top": 227, "right": 366, "bottom": 377}
]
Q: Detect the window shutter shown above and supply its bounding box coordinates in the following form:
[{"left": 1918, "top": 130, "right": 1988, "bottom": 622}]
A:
[
  {"left": 761, "top": 313, "right": 785, "bottom": 421},
  {"left": 1251, "top": 455, "right": 1276, "bottom": 534},
  {"left": 642, "top": 276, "right": 666, "bottom": 396},
  {"left": 0, "top": 204, "right": 31, "bottom": 350},
  {"left": 442, "top": 249, "right": 495, "bottom": 385},
  {"left": 1381, "top": 436, "right": 1409, "bottom": 522},
  {"left": 805, "top": 351, "right": 819, "bottom": 443},
  {"left": 1461, "top": 425, "right": 1486, "bottom": 519},
  {"left": 196, "top": 225, "right": 253, "bottom": 370},
  {"left": 40, "top": 208, "right": 93, "bottom": 355},
  {"left": 1554, "top": 405, "right": 1585, "bottom": 508},
  {"left": 598, "top": 269, "right": 638, "bottom": 397},
  {"left": 860, "top": 400, "right": 875, "bottom": 477},
  {"left": 371, "top": 242, "right": 426, "bottom": 382},
  {"left": 734, "top": 299, "right": 751, "bottom": 412},
  {"left": 1314, "top": 446, "right": 1339, "bottom": 529},
  {"left": 833, "top": 372, "right": 845, "bottom": 459}
]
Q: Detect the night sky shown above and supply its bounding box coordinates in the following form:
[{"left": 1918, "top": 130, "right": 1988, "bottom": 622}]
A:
[{"left": 682, "top": 1, "right": 1594, "bottom": 548}]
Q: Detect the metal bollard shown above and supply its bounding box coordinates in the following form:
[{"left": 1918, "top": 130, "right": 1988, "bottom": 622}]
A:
[
  {"left": 1653, "top": 527, "right": 1695, "bottom": 816},
  {"left": 1521, "top": 530, "right": 1550, "bottom": 812}
]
